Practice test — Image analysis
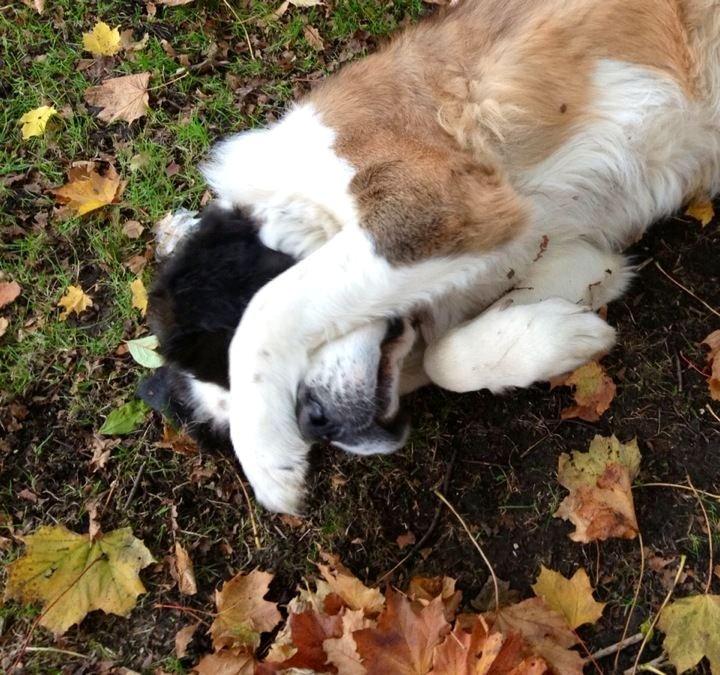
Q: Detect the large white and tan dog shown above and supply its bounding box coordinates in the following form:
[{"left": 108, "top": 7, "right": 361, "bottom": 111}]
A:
[{"left": 198, "top": 0, "right": 720, "bottom": 513}]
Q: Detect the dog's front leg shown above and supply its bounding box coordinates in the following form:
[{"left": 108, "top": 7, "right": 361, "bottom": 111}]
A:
[{"left": 228, "top": 226, "right": 497, "bottom": 513}]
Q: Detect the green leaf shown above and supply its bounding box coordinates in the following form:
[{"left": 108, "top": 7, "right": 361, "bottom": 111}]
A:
[
  {"left": 127, "top": 335, "right": 164, "bottom": 369},
  {"left": 100, "top": 399, "right": 149, "bottom": 435}
]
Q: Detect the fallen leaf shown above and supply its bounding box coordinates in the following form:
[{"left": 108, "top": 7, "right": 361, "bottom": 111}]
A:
[
  {"left": 715, "top": 564, "right": 720, "bottom": 581},
  {"left": 471, "top": 577, "right": 520, "bottom": 612},
  {"left": 658, "top": 594, "right": 720, "bottom": 673},
  {"left": 0, "top": 281, "right": 21, "bottom": 308},
  {"left": 120, "top": 29, "right": 150, "bottom": 51},
  {"left": 21, "top": 0, "right": 45, "bottom": 14},
  {"left": 19, "top": 105, "right": 57, "bottom": 140},
  {"left": 354, "top": 590, "right": 450, "bottom": 674},
  {"left": 397, "top": 531, "right": 416, "bottom": 550},
  {"left": 122, "top": 220, "right": 144, "bottom": 238},
  {"left": 156, "top": 423, "right": 198, "bottom": 455},
  {"left": 127, "top": 335, "right": 164, "bottom": 368},
  {"left": 554, "top": 435, "right": 641, "bottom": 543},
  {"left": 270, "top": 610, "right": 343, "bottom": 671},
  {"left": 99, "top": 399, "right": 149, "bottom": 435},
  {"left": 685, "top": 198, "right": 715, "bottom": 227},
  {"left": 407, "top": 576, "right": 462, "bottom": 622},
  {"left": 557, "top": 361, "right": 616, "bottom": 421},
  {"left": 0, "top": 317, "right": 9, "bottom": 338},
  {"left": 175, "top": 621, "right": 199, "bottom": 658},
  {"left": 5, "top": 524, "right": 153, "bottom": 635},
  {"left": 210, "top": 570, "right": 282, "bottom": 651},
  {"left": 130, "top": 278, "right": 148, "bottom": 315},
  {"left": 83, "top": 21, "right": 122, "bottom": 57},
  {"left": 304, "top": 25, "right": 324, "bottom": 51},
  {"left": 173, "top": 542, "right": 197, "bottom": 596},
  {"left": 58, "top": 285, "right": 93, "bottom": 320},
  {"left": 531, "top": 567, "right": 605, "bottom": 629},
  {"left": 53, "top": 163, "right": 121, "bottom": 215},
  {"left": 323, "top": 609, "right": 371, "bottom": 675},
  {"left": 84, "top": 73, "right": 150, "bottom": 124},
  {"left": 493, "top": 598, "right": 584, "bottom": 675},
  {"left": 318, "top": 552, "right": 385, "bottom": 616},
  {"left": 702, "top": 330, "right": 720, "bottom": 401},
  {"left": 125, "top": 254, "right": 149, "bottom": 275},
  {"left": 195, "top": 649, "right": 256, "bottom": 674}
]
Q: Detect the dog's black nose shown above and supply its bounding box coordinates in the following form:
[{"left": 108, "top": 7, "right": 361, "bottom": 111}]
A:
[{"left": 296, "top": 384, "right": 336, "bottom": 441}]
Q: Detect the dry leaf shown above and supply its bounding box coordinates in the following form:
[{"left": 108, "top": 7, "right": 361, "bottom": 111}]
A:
[
  {"left": 19, "top": 105, "right": 57, "bottom": 140},
  {"left": 156, "top": 423, "right": 198, "bottom": 455},
  {"left": 120, "top": 29, "right": 150, "bottom": 51},
  {"left": 354, "top": 591, "right": 450, "bottom": 674},
  {"left": 269, "top": 610, "right": 343, "bottom": 671},
  {"left": 318, "top": 552, "right": 385, "bottom": 616},
  {"left": 531, "top": 567, "right": 605, "bottom": 629},
  {"left": 658, "top": 594, "right": 720, "bottom": 673},
  {"left": 84, "top": 73, "right": 150, "bottom": 124},
  {"left": 557, "top": 361, "right": 616, "bottom": 421},
  {"left": 0, "top": 317, "right": 9, "bottom": 338},
  {"left": 83, "top": 21, "right": 122, "bottom": 57},
  {"left": 173, "top": 542, "right": 197, "bottom": 595},
  {"left": 4, "top": 525, "right": 153, "bottom": 635},
  {"left": 493, "top": 598, "right": 584, "bottom": 675},
  {"left": 323, "top": 609, "right": 371, "bottom": 675},
  {"left": 685, "top": 198, "right": 715, "bottom": 227},
  {"left": 430, "top": 616, "right": 510, "bottom": 675},
  {"left": 210, "top": 570, "right": 282, "bottom": 651},
  {"left": 304, "top": 25, "right": 325, "bottom": 51},
  {"left": 125, "top": 254, "right": 149, "bottom": 275},
  {"left": 175, "top": 621, "right": 199, "bottom": 658},
  {"left": 0, "top": 281, "right": 21, "bottom": 308},
  {"left": 702, "top": 330, "right": 720, "bottom": 401},
  {"left": 58, "top": 285, "right": 93, "bottom": 320},
  {"left": 21, "top": 0, "right": 45, "bottom": 14},
  {"left": 407, "top": 576, "right": 462, "bottom": 622},
  {"left": 554, "top": 435, "right": 641, "bottom": 543},
  {"left": 397, "top": 531, "right": 416, "bottom": 550},
  {"left": 122, "top": 220, "right": 144, "bottom": 238},
  {"left": 195, "top": 649, "right": 256, "bottom": 674},
  {"left": 53, "top": 163, "right": 121, "bottom": 216},
  {"left": 130, "top": 278, "right": 148, "bottom": 315}
]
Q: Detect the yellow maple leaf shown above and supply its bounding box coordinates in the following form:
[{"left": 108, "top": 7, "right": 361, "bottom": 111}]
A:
[
  {"left": 4, "top": 524, "right": 154, "bottom": 635},
  {"left": 685, "top": 199, "right": 715, "bottom": 227},
  {"left": 53, "top": 163, "right": 121, "bottom": 216},
  {"left": 83, "top": 21, "right": 122, "bottom": 56},
  {"left": 658, "top": 594, "right": 720, "bottom": 673},
  {"left": 58, "top": 285, "right": 93, "bottom": 320},
  {"left": 18, "top": 105, "right": 57, "bottom": 140},
  {"left": 532, "top": 566, "right": 605, "bottom": 630},
  {"left": 130, "top": 278, "right": 148, "bottom": 315}
]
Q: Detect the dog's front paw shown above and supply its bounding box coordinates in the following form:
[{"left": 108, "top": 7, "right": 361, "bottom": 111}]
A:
[{"left": 241, "top": 457, "right": 308, "bottom": 515}]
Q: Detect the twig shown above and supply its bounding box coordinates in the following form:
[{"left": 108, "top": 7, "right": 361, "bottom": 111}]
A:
[
  {"left": 434, "top": 489, "right": 500, "bottom": 613},
  {"left": 124, "top": 460, "right": 147, "bottom": 510},
  {"left": 589, "top": 632, "right": 644, "bottom": 660},
  {"left": 707, "top": 404, "right": 720, "bottom": 425},
  {"left": 221, "top": 0, "right": 255, "bottom": 60},
  {"left": 655, "top": 262, "right": 720, "bottom": 319},
  {"left": 147, "top": 69, "right": 189, "bottom": 92},
  {"left": 10, "top": 558, "right": 103, "bottom": 672},
  {"left": 23, "top": 646, "right": 89, "bottom": 659},
  {"left": 635, "top": 482, "right": 720, "bottom": 501},
  {"left": 375, "top": 447, "right": 458, "bottom": 585},
  {"left": 626, "top": 655, "right": 668, "bottom": 675},
  {"left": 154, "top": 602, "right": 211, "bottom": 624},
  {"left": 614, "top": 533, "right": 646, "bottom": 673},
  {"left": 686, "top": 475, "right": 714, "bottom": 594},
  {"left": 630, "top": 554, "right": 686, "bottom": 675},
  {"left": 237, "top": 475, "right": 262, "bottom": 550}
]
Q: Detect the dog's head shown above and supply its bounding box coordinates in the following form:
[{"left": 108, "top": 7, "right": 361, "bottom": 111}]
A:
[{"left": 143, "top": 206, "right": 416, "bottom": 455}]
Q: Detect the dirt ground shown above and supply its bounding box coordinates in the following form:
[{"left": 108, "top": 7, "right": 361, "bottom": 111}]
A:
[{"left": 1, "top": 1, "right": 720, "bottom": 673}]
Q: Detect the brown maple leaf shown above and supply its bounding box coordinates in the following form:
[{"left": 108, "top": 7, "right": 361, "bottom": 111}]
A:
[
  {"left": 323, "top": 608, "right": 372, "bottom": 675},
  {"left": 555, "top": 360, "right": 616, "bottom": 421},
  {"left": 430, "top": 615, "right": 495, "bottom": 675},
  {"left": 194, "top": 649, "right": 255, "bottom": 674},
  {"left": 354, "top": 590, "right": 450, "bottom": 674},
  {"left": 84, "top": 73, "right": 150, "bottom": 124},
  {"left": 0, "top": 281, "right": 21, "bottom": 309},
  {"left": 268, "top": 610, "right": 343, "bottom": 672},
  {"left": 317, "top": 552, "right": 385, "bottom": 616},
  {"left": 210, "top": 570, "right": 282, "bottom": 651},
  {"left": 702, "top": 330, "right": 720, "bottom": 401},
  {"left": 407, "top": 576, "right": 462, "bottom": 622},
  {"left": 53, "top": 162, "right": 122, "bottom": 216}
]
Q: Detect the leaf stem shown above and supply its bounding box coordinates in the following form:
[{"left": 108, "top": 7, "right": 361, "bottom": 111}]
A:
[{"left": 686, "top": 475, "right": 714, "bottom": 594}]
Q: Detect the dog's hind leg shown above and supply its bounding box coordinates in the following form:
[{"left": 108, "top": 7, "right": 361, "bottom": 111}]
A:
[{"left": 423, "top": 240, "right": 630, "bottom": 393}]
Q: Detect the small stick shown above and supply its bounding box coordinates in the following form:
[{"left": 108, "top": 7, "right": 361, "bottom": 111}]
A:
[
  {"left": 237, "top": 475, "right": 262, "bottom": 550},
  {"left": 434, "top": 489, "right": 500, "bottom": 613},
  {"left": 614, "top": 533, "right": 646, "bottom": 673},
  {"left": 630, "top": 554, "right": 686, "bottom": 675},
  {"left": 686, "top": 475, "right": 714, "bottom": 594},
  {"left": 221, "top": 0, "right": 255, "bottom": 60},
  {"left": 589, "top": 632, "right": 644, "bottom": 661},
  {"left": 707, "top": 404, "right": 720, "bottom": 425},
  {"left": 154, "top": 602, "right": 211, "bottom": 624},
  {"left": 626, "top": 655, "right": 668, "bottom": 675},
  {"left": 655, "top": 262, "right": 720, "bottom": 319},
  {"left": 23, "top": 646, "right": 88, "bottom": 659},
  {"left": 123, "top": 460, "right": 147, "bottom": 511},
  {"left": 635, "top": 482, "right": 720, "bottom": 501}
]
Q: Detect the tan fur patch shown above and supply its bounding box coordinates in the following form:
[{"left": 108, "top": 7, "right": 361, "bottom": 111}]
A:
[{"left": 308, "top": 0, "right": 703, "bottom": 263}]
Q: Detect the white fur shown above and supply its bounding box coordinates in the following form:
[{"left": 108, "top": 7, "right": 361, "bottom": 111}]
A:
[
  {"left": 211, "top": 56, "right": 720, "bottom": 512},
  {"left": 187, "top": 377, "right": 230, "bottom": 428}
]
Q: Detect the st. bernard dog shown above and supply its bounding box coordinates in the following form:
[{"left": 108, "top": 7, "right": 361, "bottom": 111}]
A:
[{"left": 154, "top": 0, "right": 720, "bottom": 513}]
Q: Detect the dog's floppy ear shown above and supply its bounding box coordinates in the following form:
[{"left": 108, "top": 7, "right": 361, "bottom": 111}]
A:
[{"left": 350, "top": 147, "right": 527, "bottom": 265}]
